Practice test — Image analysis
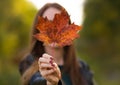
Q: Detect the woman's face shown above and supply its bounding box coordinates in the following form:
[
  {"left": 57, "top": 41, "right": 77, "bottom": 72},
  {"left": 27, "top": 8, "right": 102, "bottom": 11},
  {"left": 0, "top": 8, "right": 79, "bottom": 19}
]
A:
[
  {"left": 43, "top": 7, "right": 61, "bottom": 20},
  {"left": 42, "top": 7, "right": 63, "bottom": 53}
]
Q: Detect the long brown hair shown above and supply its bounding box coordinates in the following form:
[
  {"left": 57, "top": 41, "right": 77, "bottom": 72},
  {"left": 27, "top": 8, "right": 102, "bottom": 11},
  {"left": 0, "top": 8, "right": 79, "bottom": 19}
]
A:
[{"left": 29, "top": 3, "right": 86, "bottom": 85}]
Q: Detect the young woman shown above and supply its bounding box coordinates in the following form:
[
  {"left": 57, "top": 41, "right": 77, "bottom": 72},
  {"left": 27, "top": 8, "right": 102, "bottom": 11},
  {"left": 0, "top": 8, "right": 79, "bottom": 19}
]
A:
[{"left": 19, "top": 3, "right": 94, "bottom": 85}]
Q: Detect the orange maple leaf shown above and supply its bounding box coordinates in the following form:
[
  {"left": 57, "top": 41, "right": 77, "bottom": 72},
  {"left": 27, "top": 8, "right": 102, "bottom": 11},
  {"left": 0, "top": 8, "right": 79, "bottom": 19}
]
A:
[{"left": 34, "top": 10, "right": 82, "bottom": 47}]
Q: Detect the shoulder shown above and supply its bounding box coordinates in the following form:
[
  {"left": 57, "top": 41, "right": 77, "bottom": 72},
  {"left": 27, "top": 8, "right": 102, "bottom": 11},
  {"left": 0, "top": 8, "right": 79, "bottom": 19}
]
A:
[
  {"left": 19, "top": 54, "right": 35, "bottom": 75},
  {"left": 78, "top": 60, "right": 94, "bottom": 85},
  {"left": 79, "top": 60, "right": 91, "bottom": 72}
]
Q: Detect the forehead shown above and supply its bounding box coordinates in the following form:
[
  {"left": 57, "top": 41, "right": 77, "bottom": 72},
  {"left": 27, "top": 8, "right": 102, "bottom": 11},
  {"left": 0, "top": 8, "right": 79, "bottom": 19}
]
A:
[{"left": 43, "top": 7, "right": 61, "bottom": 20}]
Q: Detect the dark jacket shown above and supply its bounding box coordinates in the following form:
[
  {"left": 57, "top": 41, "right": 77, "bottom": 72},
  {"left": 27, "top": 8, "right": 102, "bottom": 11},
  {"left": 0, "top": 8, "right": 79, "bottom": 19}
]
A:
[{"left": 19, "top": 54, "right": 94, "bottom": 85}]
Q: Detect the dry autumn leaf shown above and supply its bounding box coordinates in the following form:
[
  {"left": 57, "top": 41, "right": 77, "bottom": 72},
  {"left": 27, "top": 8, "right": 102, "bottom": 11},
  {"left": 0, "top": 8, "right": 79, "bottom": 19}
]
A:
[{"left": 34, "top": 9, "right": 82, "bottom": 47}]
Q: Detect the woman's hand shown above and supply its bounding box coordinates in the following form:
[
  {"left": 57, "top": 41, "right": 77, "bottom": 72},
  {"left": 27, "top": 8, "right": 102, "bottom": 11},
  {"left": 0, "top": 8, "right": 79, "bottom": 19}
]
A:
[{"left": 38, "top": 53, "right": 61, "bottom": 85}]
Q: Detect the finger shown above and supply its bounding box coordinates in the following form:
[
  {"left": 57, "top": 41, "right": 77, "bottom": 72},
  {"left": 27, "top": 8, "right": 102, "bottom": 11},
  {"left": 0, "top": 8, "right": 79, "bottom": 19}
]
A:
[
  {"left": 41, "top": 69, "right": 54, "bottom": 78},
  {"left": 40, "top": 68, "right": 60, "bottom": 84},
  {"left": 38, "top": 57, "right": 54, "bottom": 68},
  {"left": 45, "top": 74, "right": 59, "bottom": 85},
  {"left": 42, "top": 53, "right": 54, "bottom": 60},
  {"left": 40, "top": 63, "right": 53, "bottom": 69},
  {"left": 52, "top": 63, "right": 61, "bottom": 79},
  {"left": 39, "top": 57, "right": 50, "bottom": 64}
]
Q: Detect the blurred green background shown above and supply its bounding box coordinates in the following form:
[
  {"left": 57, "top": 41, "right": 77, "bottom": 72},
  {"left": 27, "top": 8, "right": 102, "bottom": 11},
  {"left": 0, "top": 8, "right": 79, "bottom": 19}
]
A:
[{"left": 0, "top": 0, "right": 120, "bottom": 85}]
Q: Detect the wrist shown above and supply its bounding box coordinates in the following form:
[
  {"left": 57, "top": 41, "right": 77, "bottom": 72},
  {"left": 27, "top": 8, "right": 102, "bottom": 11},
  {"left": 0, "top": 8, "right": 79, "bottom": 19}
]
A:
[{"left": 47, "top": 81, "right": 58, "bottom": 85}]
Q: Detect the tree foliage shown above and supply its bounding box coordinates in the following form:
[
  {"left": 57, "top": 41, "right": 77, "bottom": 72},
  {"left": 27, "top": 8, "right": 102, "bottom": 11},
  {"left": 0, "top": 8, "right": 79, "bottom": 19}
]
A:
[
  {"left": 77, "top": 0, "right": 120, "bottom": 85},
  {"left": 0, "top": 0, "right": 37, "bottom": 59},
  {"left": 0, "top": 0, "right": 37, "bottom": 84}
]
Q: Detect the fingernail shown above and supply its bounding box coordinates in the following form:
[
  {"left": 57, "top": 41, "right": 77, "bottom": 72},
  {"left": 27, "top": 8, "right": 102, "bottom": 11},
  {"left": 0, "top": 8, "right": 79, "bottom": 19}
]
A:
[
  {"left": 50, "top": 57, "right": 54, "bottom": 60},
  {"left": 49, "top": 60, "right": 55, "bottom": 67},
  {"left": 51, "top": 63, "right": 55, "bottom": 67},
  {"left": 49, "top": 60, "right": 53, "bottom": 64}
]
